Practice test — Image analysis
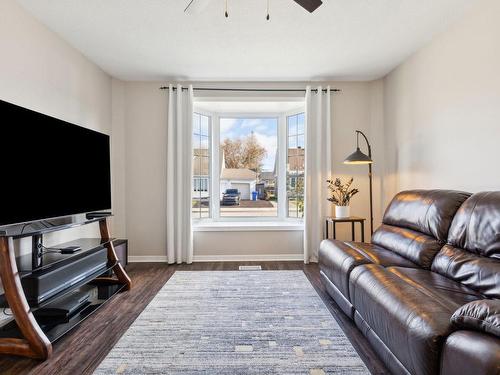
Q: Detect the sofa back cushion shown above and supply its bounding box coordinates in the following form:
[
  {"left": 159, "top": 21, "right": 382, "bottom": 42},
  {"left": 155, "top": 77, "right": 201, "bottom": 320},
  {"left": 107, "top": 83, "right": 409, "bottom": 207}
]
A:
[
  {"left": 431, "top": 192, "right": 500, "bottom": 298},
  {"left": 373, "top": 190, "right": 471, "bottom": 269},
  {"left": 372, "top": 225, "right": 442, "bottom": 268}
]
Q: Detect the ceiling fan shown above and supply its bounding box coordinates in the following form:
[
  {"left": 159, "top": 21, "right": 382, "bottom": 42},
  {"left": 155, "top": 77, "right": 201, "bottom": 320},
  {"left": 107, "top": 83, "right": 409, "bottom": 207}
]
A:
[
  {"left": 184, "top": 0, "right": 323, "bottom": 17},
  {"left": 292, "top": 0, "right": 323, "bottom": 13}
]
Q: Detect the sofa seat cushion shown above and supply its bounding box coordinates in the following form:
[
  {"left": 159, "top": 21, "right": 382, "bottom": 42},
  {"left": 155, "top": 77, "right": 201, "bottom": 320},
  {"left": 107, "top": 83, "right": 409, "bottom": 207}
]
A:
[
  {"left": 319, "top": 239, "right": 418, "bottom": 299},
  {"left": 349, "top": 264, "right": 469, "bottom": 375}
]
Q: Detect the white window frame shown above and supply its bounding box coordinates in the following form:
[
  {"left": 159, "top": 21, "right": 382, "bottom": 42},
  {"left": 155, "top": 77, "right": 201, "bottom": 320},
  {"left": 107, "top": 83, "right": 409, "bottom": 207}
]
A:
[{"left": 192, "top": 101, "right": 305, "bottom": 224}]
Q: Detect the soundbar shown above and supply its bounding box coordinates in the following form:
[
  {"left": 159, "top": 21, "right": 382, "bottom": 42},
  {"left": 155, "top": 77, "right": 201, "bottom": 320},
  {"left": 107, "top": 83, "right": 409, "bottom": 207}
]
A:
[{"left": 21, "top": 247, "right": 108, "bottom": 305}]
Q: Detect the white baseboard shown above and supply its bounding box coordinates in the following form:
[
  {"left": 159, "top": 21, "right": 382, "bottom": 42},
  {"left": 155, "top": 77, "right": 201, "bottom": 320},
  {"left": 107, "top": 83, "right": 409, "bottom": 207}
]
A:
[
  {"left": 128, "top": 255, "right": 168, "bottom": 263},
  {"left": 192, "top": 254, "right": 304, "bottom": 262},
  {"left": 128, "top": 254, "right": 304, "bottom": 263}
]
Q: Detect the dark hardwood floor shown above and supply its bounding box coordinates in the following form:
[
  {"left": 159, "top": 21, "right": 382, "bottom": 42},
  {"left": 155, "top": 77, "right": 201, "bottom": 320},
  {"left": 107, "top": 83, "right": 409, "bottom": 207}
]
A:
[{"left": 0, "top": 262, "right": 389, "bottom": 375}]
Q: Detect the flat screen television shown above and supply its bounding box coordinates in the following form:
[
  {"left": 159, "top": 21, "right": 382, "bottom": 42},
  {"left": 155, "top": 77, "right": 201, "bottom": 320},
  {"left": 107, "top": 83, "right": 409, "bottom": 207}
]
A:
[{"left": 0, "top": 99, "right": 111, "bottom": 227}]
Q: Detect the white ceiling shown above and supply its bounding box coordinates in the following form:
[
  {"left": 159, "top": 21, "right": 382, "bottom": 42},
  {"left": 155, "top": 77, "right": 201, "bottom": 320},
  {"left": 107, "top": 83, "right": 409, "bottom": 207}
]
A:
[{"left": 16, "top": 0, "right": 475, "bottom": 81}]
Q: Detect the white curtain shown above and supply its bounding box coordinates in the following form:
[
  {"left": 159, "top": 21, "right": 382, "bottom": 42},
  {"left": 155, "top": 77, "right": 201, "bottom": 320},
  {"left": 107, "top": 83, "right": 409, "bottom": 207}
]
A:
[
  {"left": 166, "top": 84, "right": 194, "bottom": 264},
  {"left": 304, "top": 86, "right": 332, "bottom": 263}
]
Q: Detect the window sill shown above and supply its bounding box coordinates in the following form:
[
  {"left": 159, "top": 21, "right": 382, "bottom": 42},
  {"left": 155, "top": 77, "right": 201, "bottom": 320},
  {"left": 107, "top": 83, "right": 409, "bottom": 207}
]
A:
[{"left": 193, "top": 221, "right": 304, "bottom": 232}]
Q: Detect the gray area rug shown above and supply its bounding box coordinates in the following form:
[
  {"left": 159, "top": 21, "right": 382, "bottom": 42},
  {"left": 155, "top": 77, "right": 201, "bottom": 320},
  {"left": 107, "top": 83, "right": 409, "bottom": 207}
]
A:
[{"left": 94, "top": 271, "right": 369, "bottom": 374}]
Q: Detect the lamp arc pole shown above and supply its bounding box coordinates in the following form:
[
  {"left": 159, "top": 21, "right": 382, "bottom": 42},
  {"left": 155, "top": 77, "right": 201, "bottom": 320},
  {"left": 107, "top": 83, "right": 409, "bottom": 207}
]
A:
[
  {"left": 356, "top": 131, "right": 374, "bottom": 235},
  {"left": 343, "top": 130, "right": 374, "bottom": 237}
]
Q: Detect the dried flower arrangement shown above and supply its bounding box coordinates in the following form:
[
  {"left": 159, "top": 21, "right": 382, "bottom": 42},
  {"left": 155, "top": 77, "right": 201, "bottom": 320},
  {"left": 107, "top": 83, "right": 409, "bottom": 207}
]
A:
[{"left": 327, "top": 177, "right": 359, "bottom": 206}]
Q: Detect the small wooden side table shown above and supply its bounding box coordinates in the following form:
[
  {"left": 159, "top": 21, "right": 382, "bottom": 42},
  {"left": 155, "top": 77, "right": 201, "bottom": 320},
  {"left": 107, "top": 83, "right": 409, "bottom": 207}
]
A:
[{"left": 325, "top": 216, "right": 366, "bottom": 242}]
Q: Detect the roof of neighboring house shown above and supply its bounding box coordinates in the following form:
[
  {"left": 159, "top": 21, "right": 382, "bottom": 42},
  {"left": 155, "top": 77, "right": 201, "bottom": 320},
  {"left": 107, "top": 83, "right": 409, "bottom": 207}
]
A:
[
  {"left": 287, "top": 148, "right": 305, "bottom": 172},
  {"left": 193, "top": 148, "right": 209, "bottom": 176},
  {"left": 221, "top": 168, "right": 257, "bottom": 180},
  {"left": 259, "top": 171, "right": 275, "bottom": 180},
  {"left": 272, "top": 148, "right": 305, "bottom": 174}
]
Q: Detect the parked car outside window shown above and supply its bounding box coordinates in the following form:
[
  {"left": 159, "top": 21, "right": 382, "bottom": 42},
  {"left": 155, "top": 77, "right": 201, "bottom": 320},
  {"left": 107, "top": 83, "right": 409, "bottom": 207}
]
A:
[{"left": 222, "top": 189, "right": 241, "bottom": 206}]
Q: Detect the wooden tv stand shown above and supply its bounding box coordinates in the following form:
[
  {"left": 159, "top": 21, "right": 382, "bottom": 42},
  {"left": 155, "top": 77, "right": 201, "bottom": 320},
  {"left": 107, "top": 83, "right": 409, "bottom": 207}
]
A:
[{"left": 0, "top": 216, "right": 131, "bottom": 359}]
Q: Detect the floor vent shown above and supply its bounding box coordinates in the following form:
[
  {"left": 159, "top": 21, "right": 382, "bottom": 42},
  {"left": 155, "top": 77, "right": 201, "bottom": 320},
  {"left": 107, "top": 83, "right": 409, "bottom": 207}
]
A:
[{"left": 239, "top": 265, "right": 262, "bottom": 271}]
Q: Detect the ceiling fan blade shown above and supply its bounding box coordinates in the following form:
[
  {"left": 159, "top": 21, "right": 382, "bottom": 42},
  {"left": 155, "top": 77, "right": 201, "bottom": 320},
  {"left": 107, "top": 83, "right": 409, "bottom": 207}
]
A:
[
  {"left": 184, "top": 0, "right": 211, "bottom": 14},
  {"left": 293, "top": 0, "right": 323, "bottom": 13},
  {"left": 184, "top": 0, "right": 195, "bottom": 12}
]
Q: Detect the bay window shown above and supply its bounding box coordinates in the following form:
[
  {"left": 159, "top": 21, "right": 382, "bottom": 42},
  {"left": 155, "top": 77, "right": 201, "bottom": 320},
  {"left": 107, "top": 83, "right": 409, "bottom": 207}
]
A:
[{"left": 192, "top": 102, "right": 304, "bottom": 223}]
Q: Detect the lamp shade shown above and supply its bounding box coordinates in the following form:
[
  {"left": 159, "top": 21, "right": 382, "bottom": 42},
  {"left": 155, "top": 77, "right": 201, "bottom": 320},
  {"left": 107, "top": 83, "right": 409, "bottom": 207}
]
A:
[{"left": 343, "top": 148, "right": 373, "bottom": 164}]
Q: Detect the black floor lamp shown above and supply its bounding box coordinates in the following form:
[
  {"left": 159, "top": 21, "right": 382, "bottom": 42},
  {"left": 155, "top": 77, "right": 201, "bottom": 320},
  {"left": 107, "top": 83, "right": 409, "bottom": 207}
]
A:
[{"left": 343, "top": 130, "right": 374, "bottom": 235}]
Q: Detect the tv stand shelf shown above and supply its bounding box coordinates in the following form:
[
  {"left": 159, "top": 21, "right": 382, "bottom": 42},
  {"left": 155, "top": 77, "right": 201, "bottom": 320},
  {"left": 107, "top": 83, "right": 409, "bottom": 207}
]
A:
[
  {"left": 0, "top": 214, "right": 111, "bottom": 239},
  {"left": 16, "top": 238, "right": 115, "bottom": 275},
  {"left": 0, "top": 259, "right": 119, "bottom": 309},
  {"left": 0, "top": 280, "right": 126, "bottom": 344},
  {"left": 0, "top": 217, "right": 131, "bottom": 360}
]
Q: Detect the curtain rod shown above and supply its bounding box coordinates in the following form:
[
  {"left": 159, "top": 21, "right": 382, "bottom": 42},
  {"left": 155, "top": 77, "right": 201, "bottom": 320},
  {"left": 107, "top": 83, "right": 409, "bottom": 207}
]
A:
[{"left": 159, "top": 87, "right": 341, "bottom": 93}]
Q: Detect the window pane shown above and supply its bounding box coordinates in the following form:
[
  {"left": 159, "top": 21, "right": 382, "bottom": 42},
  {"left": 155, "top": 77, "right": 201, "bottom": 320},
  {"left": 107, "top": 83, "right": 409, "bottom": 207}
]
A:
[
  {"left": 288, "top": 155, "right": 298, "bottom": 173},
  {"left": 287, "top": 112, "right": 305, "bottom": 218},
  {"left": 199, "top": 156, "right": 209, "bottom": 176},
  {"left": 288, "top": 196, "right": 298, "bottom": 218},
  {"left": 297, "top": 113, "right": 305, "bottom": 135},
  {"left": 200, "top": 115, "right": 209, "bottom": 136},
  {"left": 193, "top": 113, "right": 201, "bottom": 134},
  {"left": 200, "top": 136, "right": 209, "bottom": 151},
  {"left": 220, "top": 117, "right": 278, "bottom": 218},
  {"left": 192, "top": 113, "right": 211, "bottom": 219},
  {"left": 297, "top": 134, "right": 305, "bottom": 149},
  {"left": 192, "top": 134, "right": 201, "bottom": 150},
  {"left": 288, "top": 115, "right": 297, "bottom": 136}
]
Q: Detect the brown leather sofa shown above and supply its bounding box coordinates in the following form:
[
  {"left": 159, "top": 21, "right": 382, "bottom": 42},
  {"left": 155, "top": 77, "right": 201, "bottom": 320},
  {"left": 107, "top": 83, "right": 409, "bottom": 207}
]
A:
[{"left": 319, "top": 190, "right": 500, "bottom": 375}]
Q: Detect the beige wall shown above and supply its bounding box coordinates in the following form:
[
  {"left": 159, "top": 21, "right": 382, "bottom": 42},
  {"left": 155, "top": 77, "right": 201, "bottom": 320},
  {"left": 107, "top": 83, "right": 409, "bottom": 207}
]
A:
[
  {"left": 383, "top": 0, "right": 500, "bottom": 200},
  {"left": 121, "top": 82, "right": 168, "bottom": 257},
  {"left": 331, "top": 80, "right": 385, "bottom": 236},
  {"left": 0, "top": 0, "right": 113, "bottom": 254},
  {"left": 111, "top": 79, "right": 127, "bottom": 238},
  {"left": 117, "top": 81, "right": 385, "bottom": 259},
  {"left": 193, "top": 230, "right": 304, "bottom": 261}
]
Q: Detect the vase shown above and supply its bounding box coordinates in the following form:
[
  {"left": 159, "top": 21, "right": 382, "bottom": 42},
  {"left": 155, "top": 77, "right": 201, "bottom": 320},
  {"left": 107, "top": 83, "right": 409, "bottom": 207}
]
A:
[{"left": 335, "top": 205, "right": 350, "bottom": 218}]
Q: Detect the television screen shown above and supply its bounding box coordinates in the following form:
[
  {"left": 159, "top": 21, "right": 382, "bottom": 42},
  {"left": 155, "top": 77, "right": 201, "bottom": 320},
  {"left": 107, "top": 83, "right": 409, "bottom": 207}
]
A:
[{"left": 0, "top": 99, "right": 111, "bottom": 226}]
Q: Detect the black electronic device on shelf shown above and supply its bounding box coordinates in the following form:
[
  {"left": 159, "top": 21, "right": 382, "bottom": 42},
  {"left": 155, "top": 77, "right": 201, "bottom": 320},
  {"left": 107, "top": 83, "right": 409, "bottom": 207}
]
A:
[
  {"left": 33, "top": 285, "right": 96, "bottom": 323},
  {"left": 86, "top": 212, "right": 113, "bottom": 220}
]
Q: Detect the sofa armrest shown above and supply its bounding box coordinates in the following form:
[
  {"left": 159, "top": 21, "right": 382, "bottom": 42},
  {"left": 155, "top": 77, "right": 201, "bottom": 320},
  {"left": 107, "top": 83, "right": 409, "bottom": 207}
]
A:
[
  {"left": 451, "top": 299, "right": 500, "bottom": 338},
  {"left": 441, "top": 330, "right": 500, "bottom": 375}
]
